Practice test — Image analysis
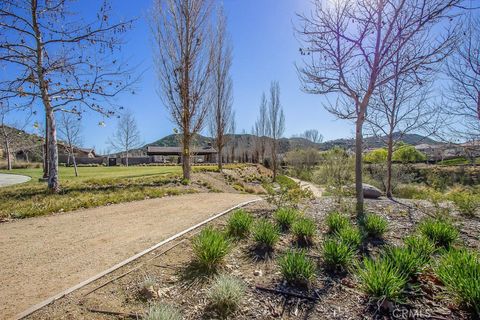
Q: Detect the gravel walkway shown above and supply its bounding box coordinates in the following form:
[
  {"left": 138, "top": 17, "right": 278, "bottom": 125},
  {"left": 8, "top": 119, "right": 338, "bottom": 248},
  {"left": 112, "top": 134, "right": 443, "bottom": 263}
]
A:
[
  {"left": 0, "top": 192, "right": 259, "bottom": 319},
  {"left": 289, "top": 177, "right": 324, "bottom": 197}
]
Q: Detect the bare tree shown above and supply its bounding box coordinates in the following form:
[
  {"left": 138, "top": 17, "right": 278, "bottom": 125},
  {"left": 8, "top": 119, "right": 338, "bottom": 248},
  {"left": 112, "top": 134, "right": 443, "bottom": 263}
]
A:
[
  {"left": 151, "top": 0, "right": 214, "bottom": 180},
  {"left": 267, "top": 81, "right": 285, "bottom": 181},
  {"left": 108, "top": 110, "right": 142, "bottom": 167},
  {"left": 296, "top": 0, "right": 461, "bottom": 215},
  {"left": 0, "top": 0, "right": 135, "bottom": 192},
  {"left": 302, "top": 129, "right": 323, "bottom": 144},
  {"left": 58, "top": 113, "right": 82, "bottom": 177},
  {"left": 209, "top": 6, "right": 233, "bottom": 171},
  {"left": 254, "top": 93, "right": 268, "bottom": 164},
  {"left": 367, "top": 45, "right": 440, "bottom": 198},
  {"left": 229, "top": 111, "right": 236, "bottom": 163},
  {"left": 445, "top": 15, "right": 480, "bottom": 142}
]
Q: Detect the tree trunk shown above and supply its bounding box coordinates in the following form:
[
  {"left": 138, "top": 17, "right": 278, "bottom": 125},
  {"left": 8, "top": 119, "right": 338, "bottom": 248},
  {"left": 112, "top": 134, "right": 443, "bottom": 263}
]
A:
[
  {"left": 272, "top": 139, "right": 277, "bottom": 181},
  {"left": 69, "top": 145, "right": 78, "bottom": 177},
  {"left": 46, "top": 106, "right": 59, "bottom": 192},
  {"left": 217, "top": 145, "right": 223, "bottom": 171},
  {"left": 73, "top": 154, "right": 78, "bottom": 177},
  {"left": 182, "top": 136, "right": 191, "bottom": 180},
  {"left": 43, "top": 123, "right": 49, "bottom": 179},
  {"left": 125, "top": 151, "right": 129, "bottom": 167},
  {"left": 386, "top": 134, "right": 394, "bottom": 198},
  {"left": 354, "top": 118, "right": 364, "bottom": 217}
]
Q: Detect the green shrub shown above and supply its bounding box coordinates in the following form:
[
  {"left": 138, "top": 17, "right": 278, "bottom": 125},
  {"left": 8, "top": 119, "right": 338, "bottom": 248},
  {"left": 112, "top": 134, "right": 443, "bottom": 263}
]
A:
[
  {"left": 192, "top": 227, "right": 230, "bottom": 271},
  {"left": 279, "top": 249, "right": 316, "bottom": 286},
  {"left": 146, "top": 303, "right": 182, "bottom": 320},
  {"left": 419, "top": 218, "right": 458, "bottom": 248},
  {"left": 335, "top": 225, "right": 362, "bottom": 249},
  {"left": 404, "top": 235, "right": 436, "bottom": 261},
  {"left": 383, "top": 246, "right": 429, "bottom": 278},
  {"left": 207, "top": 274, "right": 245, "bottom": 316},
  {"left": 325, "top": 211, "right": 349, "bottom": 234},
  {"left": 436, "top": 248, "right": 480, "bottom": 315},
  {"left": 253, "top": 219, "right": 280, "bottom": 250},
  {"left": 227, "top": 209, "right": 253, "bottom": 238},
  {"left": 322, "top": 238, "right": 355, "bottom": 271},
  {"left": 362, "top": 213, "right": 388, "bottom": 238},
  {"left": 274, "top": 207, "right": 299, "bottom": 231},
  {"left": 292, "top": 217, "right": 316, "bottom": 245},
  {"left": 356, "top": 257, "right": 408, "bottom": 303},
  {"left": 450, "top": 191, "right": 480, "bottom": 217}
]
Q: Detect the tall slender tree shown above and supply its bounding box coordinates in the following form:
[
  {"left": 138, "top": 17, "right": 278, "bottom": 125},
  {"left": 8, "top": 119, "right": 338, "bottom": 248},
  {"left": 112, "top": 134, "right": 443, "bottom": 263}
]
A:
[
  {"left": 296, "top": 0, "right": 462, "bottom": 215},
  {"left": 267, "top": 81, "right": 285, "bottom": 181},
  {"left": 0, "top": 0, "right": 135, "bottom": 192},
  {"left": 151, "top": 0, "right": 214, "bottom": 180},
  {"left": 209, "top": 6, "right": 233, "bottom": 171},
  {"left": 58, "top": 113, "right": 82, "bottom": 177},
  {"left": 254, "top": 93, "right": 268, "bottom": 164}
]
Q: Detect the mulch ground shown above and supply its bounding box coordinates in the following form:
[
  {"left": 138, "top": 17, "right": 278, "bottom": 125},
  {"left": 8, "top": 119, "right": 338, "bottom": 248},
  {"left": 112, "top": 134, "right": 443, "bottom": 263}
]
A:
[{"left": 27, "top": 197, "right": 479, "bottom": 320}]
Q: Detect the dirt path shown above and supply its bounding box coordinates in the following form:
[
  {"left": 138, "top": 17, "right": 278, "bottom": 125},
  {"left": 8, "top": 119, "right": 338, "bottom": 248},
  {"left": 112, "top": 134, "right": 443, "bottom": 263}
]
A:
[
  {"left": 0, "top": 193, "right": 259, "bottom": 319},
  {"left": 0, "top": 173, "right": 31, "bottom": 187},
  {"left": 289, "top": 177, "right": 323, "bottom": 197}
]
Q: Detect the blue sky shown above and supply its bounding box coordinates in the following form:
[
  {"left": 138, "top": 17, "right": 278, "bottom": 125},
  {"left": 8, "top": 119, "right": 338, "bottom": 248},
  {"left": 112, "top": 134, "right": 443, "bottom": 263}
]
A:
[
  {"left": 64, "top": 0, "right": 353, "bottom": 152},
  {"left": 11, "top": 0, "right": 357, "bottom": 152}
]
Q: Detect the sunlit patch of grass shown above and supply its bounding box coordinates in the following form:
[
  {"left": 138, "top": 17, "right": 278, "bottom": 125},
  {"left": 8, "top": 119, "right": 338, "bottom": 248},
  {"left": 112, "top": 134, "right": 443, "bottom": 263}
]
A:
[{"left": 435, "top": 248, "right": 480, "bottom": 316}]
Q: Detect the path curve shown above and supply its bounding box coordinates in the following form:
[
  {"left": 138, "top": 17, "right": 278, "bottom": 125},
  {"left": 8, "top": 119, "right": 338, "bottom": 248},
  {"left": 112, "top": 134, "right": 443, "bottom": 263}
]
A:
[
  {"left": 0, "top": 192, "right": 259, "bottom": 319},
  {"left": 0, "top": 173, "right": 31, "bottom": 187},
  {"left": 289, "top": 177, "right": 324, "bottom": 198}
]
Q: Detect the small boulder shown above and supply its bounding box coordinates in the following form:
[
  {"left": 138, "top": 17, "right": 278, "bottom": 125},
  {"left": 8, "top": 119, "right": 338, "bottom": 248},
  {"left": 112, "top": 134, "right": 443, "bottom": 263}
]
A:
[{"left": 363, "top": 184, "right": 382, "bottom": 199}]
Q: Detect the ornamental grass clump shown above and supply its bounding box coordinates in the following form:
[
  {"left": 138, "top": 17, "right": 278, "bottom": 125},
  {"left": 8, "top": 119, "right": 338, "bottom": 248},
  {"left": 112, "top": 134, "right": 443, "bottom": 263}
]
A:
[
  {"left": 292, "top": 217, "right": 316, "bottom": 246},
  {"left": 435, "top": 248, "right": 480, "bottom": 316},
  {"left": 361, "top": 213, "right": 388, "bottom": 238},
  {"left": 355, "top": 257, "right": 408, "bottom": 303},
  {"left": 404, "top": 235, "right": 436, "bottom": 261},
  {"left": 322, "top": 238, "right": 356, "bottom": 271},
  {"left": 326, "top": 211, "right": 350, "bottom": 234},
  {"left": 192, "top": 227, "right": 230, "bottom": 271},
  {"left": 279, "top": 249, "right": 316, "bottom": 286},
  {"left": 227, "top": 209, "right": 254, "bottom": 238},
  {"left": 336, "top": 225, "right": 363, "bottom": 249},
  {"left": 145, "top": 303, "right": 182, "bottom": 320},
  {"left": 253, "top": 219, "right": 280, "bottom": 251},
  {"left": 207, "top": 274, "right": 245, "bottom": 317},
  {"left": 274, "top": 207, "right": 299, "bottom": 231},
  {"left": 418, "top": 218, "right": 458, "bottom": 248},
  {"left": 383, "top": 246, "right": 429, "bottom": 278}
]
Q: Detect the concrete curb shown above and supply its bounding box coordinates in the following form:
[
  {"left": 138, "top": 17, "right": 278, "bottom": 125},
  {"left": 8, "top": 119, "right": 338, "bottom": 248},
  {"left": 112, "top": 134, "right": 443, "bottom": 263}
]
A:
[{"left": 15, "top": 198, "right": 261, "bottom": 319}]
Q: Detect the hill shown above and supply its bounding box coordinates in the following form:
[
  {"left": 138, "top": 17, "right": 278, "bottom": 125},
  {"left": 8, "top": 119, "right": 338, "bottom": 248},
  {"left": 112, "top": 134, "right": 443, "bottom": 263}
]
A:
[
  {"left": 321, "top": 133, "right": 442, "bottom": 151},
  {"left": 142, "top": 132, "right": 442, "bottom": 155}
]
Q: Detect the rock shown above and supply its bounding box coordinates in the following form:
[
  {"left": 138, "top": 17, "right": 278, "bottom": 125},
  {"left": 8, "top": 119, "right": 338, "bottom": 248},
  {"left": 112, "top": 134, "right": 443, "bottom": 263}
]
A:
[
  {"left": 253, "top": 270, "right": 263, "bottom": 276},
  {"left": 362, "top": 183, "right": 382, "bottom": 199}
]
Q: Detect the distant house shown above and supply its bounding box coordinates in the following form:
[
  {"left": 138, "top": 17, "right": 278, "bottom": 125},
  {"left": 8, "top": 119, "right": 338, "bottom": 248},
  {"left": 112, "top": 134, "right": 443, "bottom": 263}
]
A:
[
  {"left": 414, "top": 142, "right": 479, "bottom": 162},
  {"left": 146, "top": 145, "right": 217, "bottom": 163}
]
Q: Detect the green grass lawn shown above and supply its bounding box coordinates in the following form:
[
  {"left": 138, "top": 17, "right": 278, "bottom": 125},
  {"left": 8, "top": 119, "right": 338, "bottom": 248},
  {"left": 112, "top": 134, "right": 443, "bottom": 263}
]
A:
[{"left": 0, "top": 165, "right": 219, "bottom": 219}]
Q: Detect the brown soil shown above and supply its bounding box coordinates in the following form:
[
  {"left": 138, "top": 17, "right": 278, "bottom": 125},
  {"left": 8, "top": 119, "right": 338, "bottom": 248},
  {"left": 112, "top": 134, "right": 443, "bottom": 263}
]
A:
[
  {"left": 0, "top": 192, "right": 259, "bottom": 319},
  {"left": 26, "top": 197, "right": 479, "bottom": 320}
]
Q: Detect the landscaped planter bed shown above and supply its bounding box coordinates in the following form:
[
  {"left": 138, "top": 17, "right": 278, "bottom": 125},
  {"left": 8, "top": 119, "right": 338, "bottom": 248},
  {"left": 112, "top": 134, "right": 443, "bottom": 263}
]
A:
[{"left": 27, "top": 198, "right": 479, "bottom": 319}]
